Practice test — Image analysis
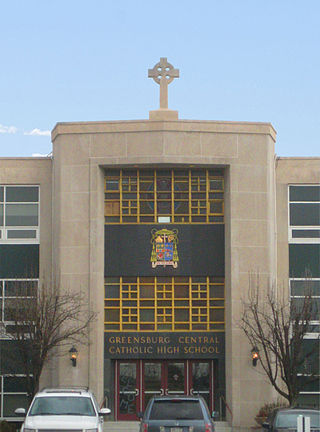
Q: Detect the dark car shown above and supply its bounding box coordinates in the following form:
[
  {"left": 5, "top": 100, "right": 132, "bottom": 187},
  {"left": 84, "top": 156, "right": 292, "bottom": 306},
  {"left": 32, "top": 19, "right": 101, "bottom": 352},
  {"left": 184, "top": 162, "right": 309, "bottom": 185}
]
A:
[
  {"left": 262, "top": 408, "right": 320, "bottom": 432},
  {"left": 139, "top": 395, "right": 215, "bottom": 432}
]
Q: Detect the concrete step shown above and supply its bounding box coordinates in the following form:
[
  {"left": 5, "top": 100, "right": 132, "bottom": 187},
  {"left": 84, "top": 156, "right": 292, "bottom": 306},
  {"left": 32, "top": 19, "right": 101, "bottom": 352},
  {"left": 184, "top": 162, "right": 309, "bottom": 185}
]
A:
[
  {"left": 104, "top": 421, "right": 140, "bottom": 432},
  {"left": 104, "top": 421, "right": 232, "bottom": 432},
  {"left": 214, "top": 422, "right": 232, "bottom": 432}
]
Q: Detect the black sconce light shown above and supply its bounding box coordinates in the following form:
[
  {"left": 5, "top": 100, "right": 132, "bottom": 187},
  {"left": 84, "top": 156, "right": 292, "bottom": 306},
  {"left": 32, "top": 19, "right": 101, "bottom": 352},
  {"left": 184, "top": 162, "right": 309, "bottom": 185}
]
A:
[
  {"left": 251, "top": 347, "right": 259, "bottom": 367},
  {"left": 69, "top": 346, "right": 78, "bottom": 367}
]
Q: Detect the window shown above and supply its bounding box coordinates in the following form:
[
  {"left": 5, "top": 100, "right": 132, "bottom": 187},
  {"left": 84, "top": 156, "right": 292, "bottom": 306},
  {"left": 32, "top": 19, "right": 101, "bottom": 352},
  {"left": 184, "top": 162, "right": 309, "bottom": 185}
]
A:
[
  {"left": 0, "top": 376, "right": 29, "bottom": 418},
  {"left": 289, "top": 185, "right": 320, "bottom": 399},
  {"left": 104, "top": 276, "right": 225, "bottom": 332},
  {"left": 289, "top": 185, "right": 320, "bottom": 242},
  {"left": 0, "top": 279, "right": 38, "bottom": 324},
  {"left": 105, "top": 169, "right": 224, "bottom": 224},
  {"left": 0, "top": 186, "right": 39, "bottom": 242}
]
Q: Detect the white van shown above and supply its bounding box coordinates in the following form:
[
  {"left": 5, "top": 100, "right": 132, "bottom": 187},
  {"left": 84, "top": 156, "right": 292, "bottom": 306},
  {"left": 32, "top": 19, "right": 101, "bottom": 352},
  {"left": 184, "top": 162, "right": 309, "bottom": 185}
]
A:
[{"left": 15, "top": 387, "right": 111, "bottom": 432}]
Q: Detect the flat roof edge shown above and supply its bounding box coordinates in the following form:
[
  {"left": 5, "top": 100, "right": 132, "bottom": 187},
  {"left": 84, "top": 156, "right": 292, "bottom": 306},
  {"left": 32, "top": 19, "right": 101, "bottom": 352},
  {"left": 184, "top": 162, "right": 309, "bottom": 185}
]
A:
[{"left": 51, "top": 119, "right": 277, "bottom": 142}]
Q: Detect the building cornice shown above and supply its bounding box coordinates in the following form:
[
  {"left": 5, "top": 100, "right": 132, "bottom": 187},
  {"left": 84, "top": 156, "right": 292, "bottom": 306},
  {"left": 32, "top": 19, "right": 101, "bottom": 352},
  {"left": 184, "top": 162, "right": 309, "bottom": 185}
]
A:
[{"left": 51, "top": 119, "right": 276, "bottom": 142}]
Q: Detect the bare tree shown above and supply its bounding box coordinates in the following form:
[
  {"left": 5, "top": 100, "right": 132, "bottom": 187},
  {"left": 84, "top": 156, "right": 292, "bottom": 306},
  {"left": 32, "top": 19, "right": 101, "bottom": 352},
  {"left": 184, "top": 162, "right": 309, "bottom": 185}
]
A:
[
  {"left": 240, "top": 275, "right": 319, "bottom": 406},
  {"left": 2, "top": 279, "right": 96, "bottom": 400}
]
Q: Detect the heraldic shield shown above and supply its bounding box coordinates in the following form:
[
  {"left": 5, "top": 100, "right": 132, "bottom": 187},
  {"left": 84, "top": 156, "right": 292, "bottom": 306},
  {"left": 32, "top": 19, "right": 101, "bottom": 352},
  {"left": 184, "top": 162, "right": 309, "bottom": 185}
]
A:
[{"left": 150, "top": 228, "right": 179, "bottom": 268}]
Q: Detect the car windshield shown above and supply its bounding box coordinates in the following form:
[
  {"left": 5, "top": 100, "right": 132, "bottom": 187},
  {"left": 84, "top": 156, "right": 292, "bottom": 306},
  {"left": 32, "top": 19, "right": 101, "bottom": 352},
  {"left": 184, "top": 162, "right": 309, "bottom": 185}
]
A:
[
  {"left": 29, "top": 396, "right": 96, "bottom": 416},
  {"left": 275, "top": 412, "right": 320, "bottom": 428},
  {"left": 149, "top": 400, "right": 204, "bottom": 420}
]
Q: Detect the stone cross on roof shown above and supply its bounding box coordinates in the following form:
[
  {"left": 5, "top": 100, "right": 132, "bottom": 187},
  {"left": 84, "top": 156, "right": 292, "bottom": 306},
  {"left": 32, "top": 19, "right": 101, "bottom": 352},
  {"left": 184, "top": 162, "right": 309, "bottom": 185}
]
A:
[{"left": 148, "top": 58, "right": 179, "bottom": 110}]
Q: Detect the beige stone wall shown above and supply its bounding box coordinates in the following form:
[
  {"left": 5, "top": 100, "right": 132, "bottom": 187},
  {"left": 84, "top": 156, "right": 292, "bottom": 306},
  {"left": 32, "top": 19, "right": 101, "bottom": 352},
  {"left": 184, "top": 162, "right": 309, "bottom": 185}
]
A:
[{"left": 51, "top": 119, "right": 277, "bottom": 426}]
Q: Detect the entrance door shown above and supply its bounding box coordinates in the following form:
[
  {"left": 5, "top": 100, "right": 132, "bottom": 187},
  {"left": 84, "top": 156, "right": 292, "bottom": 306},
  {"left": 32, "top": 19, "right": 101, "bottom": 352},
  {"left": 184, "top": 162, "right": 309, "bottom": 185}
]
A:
[
  {"left": 142, "top": 361, "right": 186, "bottom": 409},
  {"left": 189, "top": 361, "right": 212, "bottom": 411},
  {"left": 117, "top": 361, "right": 140, "bottom": 420},
  {"left": 115, "top": 360, "right": 214, "bottom": 420},
  {"left": 143, "top": 362, "right": 163, "bottom": 408},
  {"left": 166, "top": 361, "right": 186, "bottom": 395}
]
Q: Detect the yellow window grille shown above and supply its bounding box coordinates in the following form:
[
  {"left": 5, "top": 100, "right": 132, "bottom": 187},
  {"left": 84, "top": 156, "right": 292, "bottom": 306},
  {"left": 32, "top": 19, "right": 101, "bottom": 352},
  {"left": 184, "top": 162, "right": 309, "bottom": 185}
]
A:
[
  {"left": 104, "top": 276, "right": 225, "bottom": 332},
  {"left": 105, "top": 168, "right": 224, "bottom": 224}
]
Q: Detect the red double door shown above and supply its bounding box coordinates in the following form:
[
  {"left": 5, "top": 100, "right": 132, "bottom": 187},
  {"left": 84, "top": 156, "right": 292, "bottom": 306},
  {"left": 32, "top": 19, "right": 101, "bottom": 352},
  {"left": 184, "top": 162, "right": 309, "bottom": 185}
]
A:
[{"left": 115, "top": 360, "right": 214, "bottom": 420}]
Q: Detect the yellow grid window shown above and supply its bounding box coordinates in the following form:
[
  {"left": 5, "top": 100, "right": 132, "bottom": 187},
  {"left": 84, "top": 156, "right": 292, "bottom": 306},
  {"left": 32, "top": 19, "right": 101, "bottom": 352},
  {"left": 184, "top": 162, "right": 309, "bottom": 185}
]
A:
[
  {"left": 104, "top": 276, "right": 225, "bottom": 332},
  {"left": 105, "top": 168, "right": 224, "bottom": 224}
]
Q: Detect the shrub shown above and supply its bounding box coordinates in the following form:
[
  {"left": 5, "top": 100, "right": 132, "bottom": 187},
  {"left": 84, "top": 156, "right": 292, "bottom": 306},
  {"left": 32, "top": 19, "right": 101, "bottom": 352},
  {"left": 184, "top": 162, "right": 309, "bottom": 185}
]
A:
[{"left": 255, "top": 399, "right": 288, "bottom": 425}]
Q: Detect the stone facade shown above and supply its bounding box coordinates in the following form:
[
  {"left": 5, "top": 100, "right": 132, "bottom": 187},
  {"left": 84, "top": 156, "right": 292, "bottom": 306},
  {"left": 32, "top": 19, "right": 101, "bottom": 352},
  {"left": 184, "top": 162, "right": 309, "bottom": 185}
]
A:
[{"left": 0, "top": 117, "right": 319, "bottom": 428}]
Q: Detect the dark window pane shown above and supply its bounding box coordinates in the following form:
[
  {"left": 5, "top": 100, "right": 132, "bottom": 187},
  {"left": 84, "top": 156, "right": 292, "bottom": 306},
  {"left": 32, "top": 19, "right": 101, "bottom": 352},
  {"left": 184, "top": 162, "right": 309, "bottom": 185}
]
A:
[
  {"left": 0, "top": 244, "right": 39, "bottom": 278},
  {"left": 0, "top": 203, "right": 3, "bottom": 225},
  {"left": 105, "top": 324, "right": 119, "bottom": 330},
  {"left": 0, "top": 341, "right": 26, "bottom": 374},
  {"left": 175, "top": 285, "right": 189, "bottom": 298},
  {"left": 4, "top": 298, "right": 36, "bottom": 320},
  {"left": 297, "top": 377, "right": 320, "bottom": 393},
  {"left": 291, "top": 280, "right": 320, "bottom": 296},
  {"left": 140, "top": 286, "right": 154, "bottom": 298},
  {"left": 291, "top": 298, "right": 320, "bottom": 320},
  {"left": 5, "top": 280, "right": 37, "bottom": 296},
  {"left": 292, "top": 229, "right": 320, "bottom": 238},
  {"left": 105, "top": 169, "right": 120, "bottom": 176},
  {"left": 105, "top": 179, "right": 119, "bottom": 190},
  {"left": 104, "top": 300, "right": 119, "bottom": 307},
  {"left": 174, "top": 201, "right": 189, "bottom": 214},
  {"left": 105, "top": 285, "right": 119, "bottom": 298},
  {"left": 175, "top": 309, "right": 189, "bottom": 321},
  {"left": 6, "top": 186, "right": 39, "bottom": 202},
  {"left": 210, "top": 309, "right": 224, "bottom": 321},
  {"left": 7, "top": 230, "right": 37, "bottom": 239},
  {"left": 0, "top": 187, "right": 3, "bottom": 201},
  {"left": 4, "top": 376, "right": 29, "bottom": 392},
  {"left": 290, "top": 185, "right": 320, "bottom": 202},
  {"left": 104, "top": 309, "right": 119, "bottom": 321},
  {"left": 289, "top": 244, "right": 320, "bottom": 278},
  {"left": 105, "top": 216, "right": 120, "bottom": 222},
  {"left": 105, "top": 277, "right": 120, "bottom": 283},
  {"left": 298, "top": 339, "right": 320, "bottom": 375},
  {"left": 209, "top": 285, "right": 224, "bottom": 298},
  {"left": 6, "top": 204, "right": 38, "bottom": 226},
  {"left": 290, "top": 203, "right": 320, "bottom": 226},
  {"left": 140, "top": 309, "right": 154, "bottom": 322},
  {"left": 3, "top": 394, "right": 29, "bottom": 417}
]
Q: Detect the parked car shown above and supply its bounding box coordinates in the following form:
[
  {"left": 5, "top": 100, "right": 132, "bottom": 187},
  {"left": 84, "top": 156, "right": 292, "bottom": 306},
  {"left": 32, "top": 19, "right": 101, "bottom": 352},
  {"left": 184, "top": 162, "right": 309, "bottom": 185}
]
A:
[
  {"left": 15, "top": 387, "right": 111, "bottom": 432},
  {"left": 262, "top": 407, "right": 320, "bottom": 432},
  {"left": 139, "top": 395, "right": 215, "bottom": 432}
]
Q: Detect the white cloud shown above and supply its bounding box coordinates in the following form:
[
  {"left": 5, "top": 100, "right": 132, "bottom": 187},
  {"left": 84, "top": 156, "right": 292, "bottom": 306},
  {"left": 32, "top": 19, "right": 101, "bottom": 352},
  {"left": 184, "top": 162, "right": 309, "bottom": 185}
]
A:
[
  {"left": 24, "top": 128, "right": 51, "bottom": 136},
  {"left": 0, "top": 124, "right": 18, "bottom": 134}
]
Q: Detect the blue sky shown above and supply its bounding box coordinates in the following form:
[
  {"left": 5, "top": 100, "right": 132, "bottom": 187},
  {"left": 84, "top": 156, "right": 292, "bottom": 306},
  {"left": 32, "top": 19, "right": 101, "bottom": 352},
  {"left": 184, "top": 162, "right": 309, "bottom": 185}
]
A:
[{"left": 0, "top": 0, "right": 319, "bottom": 157}]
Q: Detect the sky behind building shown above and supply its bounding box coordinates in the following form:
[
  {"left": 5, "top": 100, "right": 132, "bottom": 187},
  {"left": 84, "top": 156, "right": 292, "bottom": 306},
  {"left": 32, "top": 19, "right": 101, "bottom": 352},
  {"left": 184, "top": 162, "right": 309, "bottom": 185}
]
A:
[{"left": 0, "top": 0, "right": 319, "bottom": 157}]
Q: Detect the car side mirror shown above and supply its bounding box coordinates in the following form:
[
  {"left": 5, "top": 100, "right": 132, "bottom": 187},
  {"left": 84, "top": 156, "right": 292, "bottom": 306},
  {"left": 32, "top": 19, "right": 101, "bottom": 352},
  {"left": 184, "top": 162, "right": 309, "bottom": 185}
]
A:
[
  {"left": 138, "top": 411, "right": 144, "bottom": 419},
  {"left": 262, "top": 422, "right": 270, "bottom": 429},
  {"left": 15, "top": 408, "right": 26, "bottom": 416},
  {"left": 99, "top": 407, "right": 111, "bottom": 416}
]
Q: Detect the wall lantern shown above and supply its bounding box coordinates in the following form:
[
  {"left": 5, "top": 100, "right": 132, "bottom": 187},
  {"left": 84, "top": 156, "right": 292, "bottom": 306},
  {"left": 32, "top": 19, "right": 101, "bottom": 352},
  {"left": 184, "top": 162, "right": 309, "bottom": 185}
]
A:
[
  {"left": 69, "top": 346, "right": 78, "bottom": 367},
  {"left": 251, "top": 347, "right": 259, "bottom": 367}
]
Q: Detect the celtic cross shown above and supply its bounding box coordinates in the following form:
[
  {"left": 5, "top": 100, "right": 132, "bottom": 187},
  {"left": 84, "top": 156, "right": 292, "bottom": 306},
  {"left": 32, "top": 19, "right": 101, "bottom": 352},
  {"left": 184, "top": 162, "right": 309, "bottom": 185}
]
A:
[{"left": 148, "top": 58, "right": 179, "bottom": 109}]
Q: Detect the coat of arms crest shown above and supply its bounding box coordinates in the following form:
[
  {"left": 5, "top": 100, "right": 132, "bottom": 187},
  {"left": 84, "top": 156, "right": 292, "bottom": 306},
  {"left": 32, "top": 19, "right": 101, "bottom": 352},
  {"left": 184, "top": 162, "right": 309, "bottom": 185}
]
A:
[{"left": 150, "top": 228, "right": 179, "bottom": 268}]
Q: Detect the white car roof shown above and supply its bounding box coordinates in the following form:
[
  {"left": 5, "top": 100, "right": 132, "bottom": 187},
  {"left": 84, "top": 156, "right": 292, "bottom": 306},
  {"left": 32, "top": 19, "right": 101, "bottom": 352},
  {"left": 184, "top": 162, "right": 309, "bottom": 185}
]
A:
[{"left": 36, "top": 388, "right": 92, "bottom": 397}]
